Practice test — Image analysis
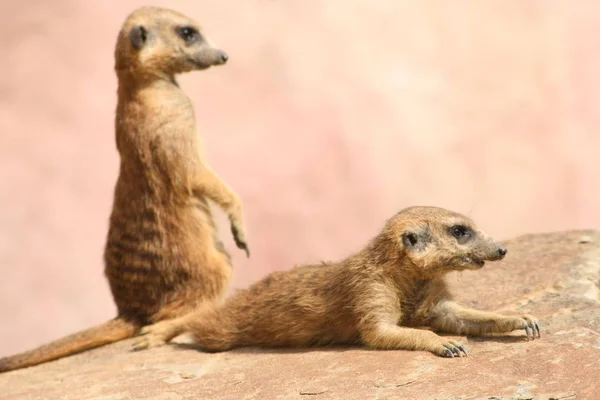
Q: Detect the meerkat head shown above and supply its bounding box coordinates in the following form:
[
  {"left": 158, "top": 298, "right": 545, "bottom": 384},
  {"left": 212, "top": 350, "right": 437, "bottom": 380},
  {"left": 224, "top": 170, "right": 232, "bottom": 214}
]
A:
[
  {"left": 381, "top": 206, "right": 506, "bottom": 278},
  {"left": 115, "top": 7, "right": 228, "bottom": 80}
]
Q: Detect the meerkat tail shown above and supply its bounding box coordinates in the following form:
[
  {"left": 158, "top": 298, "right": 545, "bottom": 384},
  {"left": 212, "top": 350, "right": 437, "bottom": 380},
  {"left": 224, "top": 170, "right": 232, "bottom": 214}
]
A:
[
  {"left": 0, "top": 318, "right": 139, "bottom": 373},
  {"left": 185, "top": 304, "right": 239, "bottom": 352}
]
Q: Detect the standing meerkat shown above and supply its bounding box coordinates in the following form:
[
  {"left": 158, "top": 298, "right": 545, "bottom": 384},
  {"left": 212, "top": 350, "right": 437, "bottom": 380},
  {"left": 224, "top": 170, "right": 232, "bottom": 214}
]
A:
[
  {"left": 134, "top": 206, "right": 540, "bottom": 358},
  {"left": 0, "top": 6, "right": 248, "bottom": 372}
]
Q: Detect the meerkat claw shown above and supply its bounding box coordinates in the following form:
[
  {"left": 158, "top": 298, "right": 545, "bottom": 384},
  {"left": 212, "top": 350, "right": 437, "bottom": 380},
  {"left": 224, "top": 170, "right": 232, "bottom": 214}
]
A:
[
  {"left": 242, "top": 245, "right": 250, "bottom": 258},
  {"left": 236, "top": 240, "right": 250, "bottom": 258},
  {"left": 442, "top": 349, "right": 455, "bottom": 358},
  {"left": 450, "top": 346, "right": 463, "bottom": 357},
  {"left": 520, "top": 315, "right": 540, "bottom": 341},
  {"left": 525, "top": 325, "right": 532, "bottom": 341},
  {"left": 441, "top": 343, "right": 466, "bottom": 358},
  {"left": 442, "top": 340, "right": 468, "bottom": 358},
  {"left": 525, "top": 319, "right": 541, "bottom": 340},
  {"left": 230, "top": 225, "right": 249, "bottom": 257},
  {"left": 131, "top": 339, "right": 149, "bottom": 352}
]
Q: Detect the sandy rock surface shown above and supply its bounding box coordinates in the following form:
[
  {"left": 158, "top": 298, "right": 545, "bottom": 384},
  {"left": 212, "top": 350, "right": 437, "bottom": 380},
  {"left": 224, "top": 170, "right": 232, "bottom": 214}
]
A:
[{"left": 1, "top": 230, "right": 599, "bottom": 400}]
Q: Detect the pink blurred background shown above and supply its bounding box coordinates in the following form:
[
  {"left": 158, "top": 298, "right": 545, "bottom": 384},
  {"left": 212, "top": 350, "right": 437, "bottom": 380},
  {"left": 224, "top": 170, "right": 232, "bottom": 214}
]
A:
[{"left": 1, "top": 0, "right": 599, "bottom": 356}]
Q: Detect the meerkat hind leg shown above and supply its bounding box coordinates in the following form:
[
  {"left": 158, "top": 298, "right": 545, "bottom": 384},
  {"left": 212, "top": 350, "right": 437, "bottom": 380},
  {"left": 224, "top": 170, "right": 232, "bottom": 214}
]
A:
[{"left": 132, "top": 318, "right": 188, "bottom": 351}]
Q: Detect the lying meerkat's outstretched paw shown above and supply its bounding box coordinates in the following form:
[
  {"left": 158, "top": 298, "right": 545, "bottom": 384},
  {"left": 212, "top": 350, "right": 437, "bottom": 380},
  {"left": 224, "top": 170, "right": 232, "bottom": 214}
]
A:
[
  {"left": 231, "top": 223, "right": 250, "bottom": 257},
  {"left": 517, "top": 314, "right": 541, "bottom": 340},
  {"left": 432, "top": 338, "right": 469, "bottom": 358},
  {"left": 500, "top": 314, "right": 541, "bottom": 340}
]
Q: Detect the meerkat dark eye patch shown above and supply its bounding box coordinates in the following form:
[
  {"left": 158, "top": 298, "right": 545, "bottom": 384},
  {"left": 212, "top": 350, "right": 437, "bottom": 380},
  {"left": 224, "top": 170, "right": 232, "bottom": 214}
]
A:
[
  {"left": 176, "top": 26, "right": 201, "bottom": 44},
  {"left": 450, "top": 225, "right": 473, "bottom": 244},
  {"left": 402, "top": 228, "right": 431, "bottom": 252},
  {"left": 129, "top": 25, "right": 148, "bottom": 50}
]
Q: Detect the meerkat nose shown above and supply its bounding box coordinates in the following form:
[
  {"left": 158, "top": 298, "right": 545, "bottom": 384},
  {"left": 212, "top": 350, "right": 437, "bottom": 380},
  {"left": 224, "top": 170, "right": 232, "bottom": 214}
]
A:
[
  {"left": 219, "top": 51, "right": 229, "bottom": 63},
  {"left": 497, "top": 245, "right": 507, "bottom": 259}
]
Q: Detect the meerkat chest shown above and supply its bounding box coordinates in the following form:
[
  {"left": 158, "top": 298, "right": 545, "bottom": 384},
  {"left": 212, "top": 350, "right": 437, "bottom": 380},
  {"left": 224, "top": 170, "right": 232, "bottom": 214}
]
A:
[{"left": 398, "top": 280, "right": 434, "bottom": 325}]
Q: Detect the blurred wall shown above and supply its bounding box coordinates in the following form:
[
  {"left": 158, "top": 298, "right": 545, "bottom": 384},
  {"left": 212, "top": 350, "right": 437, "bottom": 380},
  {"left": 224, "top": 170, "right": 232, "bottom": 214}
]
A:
[{"left": 1, "top": 0, "right": 599, "bottom": 355}]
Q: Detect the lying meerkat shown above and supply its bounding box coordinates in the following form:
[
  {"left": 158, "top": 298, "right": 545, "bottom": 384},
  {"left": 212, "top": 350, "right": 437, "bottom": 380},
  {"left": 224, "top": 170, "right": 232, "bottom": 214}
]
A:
[
  {"left": 133, "top": 206, "right": 540, "bottom": 358},
  {"left": 0, "top": 6, "right": 249, "bottom": 372}
]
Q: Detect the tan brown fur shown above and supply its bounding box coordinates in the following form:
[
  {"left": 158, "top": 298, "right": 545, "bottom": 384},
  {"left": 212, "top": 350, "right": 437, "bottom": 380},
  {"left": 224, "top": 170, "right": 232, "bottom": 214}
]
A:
[
  {"left": 0, "top": 6, "right": 248, "bottom": 372},
  {"left": 134, "top": 206, "right": 540, "bottom": 358}
]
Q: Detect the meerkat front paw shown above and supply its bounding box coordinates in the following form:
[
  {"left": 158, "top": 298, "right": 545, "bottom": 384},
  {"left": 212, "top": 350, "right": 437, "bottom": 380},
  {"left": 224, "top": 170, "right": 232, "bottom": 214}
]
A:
[
  {"left": 230, "top": 223, "right": 250, "bottom": 257},
  {"left": 506, "top": 314, "right": 541, "bottom": 340},
  {"left": 431, "top": 338, "right": 469, "bottom": 358}
]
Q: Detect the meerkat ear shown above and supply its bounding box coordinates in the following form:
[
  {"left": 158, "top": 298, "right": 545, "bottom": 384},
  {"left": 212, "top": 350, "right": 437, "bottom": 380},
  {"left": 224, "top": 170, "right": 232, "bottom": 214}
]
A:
[
  {"left": 130, "top": 25, "right": 148, "bottom": 50},
  {"left": 402, "top": 233, "right": 419, "bottom": 250},
  {"left": 402, "top": 229, "right": 430, "bottom": 252}
]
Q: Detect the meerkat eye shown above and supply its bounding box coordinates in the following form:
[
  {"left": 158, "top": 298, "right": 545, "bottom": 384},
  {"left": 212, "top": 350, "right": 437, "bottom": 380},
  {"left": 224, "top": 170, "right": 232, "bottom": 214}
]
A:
[
  {"left": 450, "top": 225, "right": 471, "bottom": 241},
  {"left": 177, "top": 26, "right": 201, "bottom": 44}
]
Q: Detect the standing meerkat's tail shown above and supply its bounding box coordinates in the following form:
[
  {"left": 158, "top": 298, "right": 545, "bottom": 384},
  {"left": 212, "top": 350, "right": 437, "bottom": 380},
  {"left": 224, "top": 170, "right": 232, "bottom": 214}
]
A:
[{"left": 0, "top": 318, "right": 139, "bottom": 373}]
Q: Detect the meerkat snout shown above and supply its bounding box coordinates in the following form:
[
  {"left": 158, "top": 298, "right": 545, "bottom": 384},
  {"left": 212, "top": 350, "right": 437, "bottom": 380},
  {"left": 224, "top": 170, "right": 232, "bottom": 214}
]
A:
[
  {"left": 203, "top": 45, "right": 228, "bottom": 66},
  {"left": 497, "top": 244, "right": 507, "bottom": 259},
  {"left": 481, "top": 241, "right": 507, "bottom": 262}
]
